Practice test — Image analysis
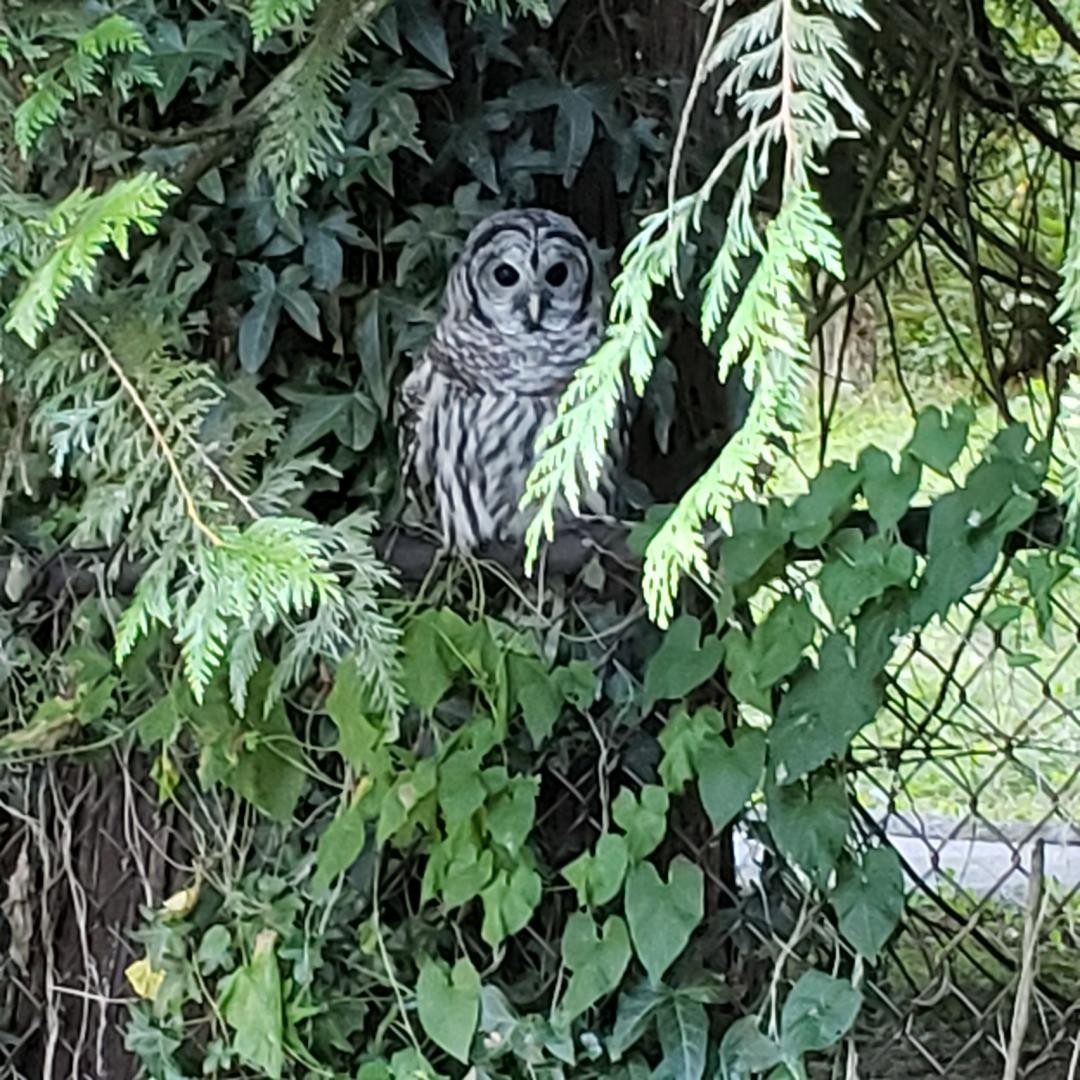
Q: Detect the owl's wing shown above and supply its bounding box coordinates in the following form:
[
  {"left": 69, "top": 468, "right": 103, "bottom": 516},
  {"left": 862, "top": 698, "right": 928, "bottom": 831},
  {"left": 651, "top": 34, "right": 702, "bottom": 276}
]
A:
[{"left": 396, "top": 352, "right": 435, "bottom": 509}]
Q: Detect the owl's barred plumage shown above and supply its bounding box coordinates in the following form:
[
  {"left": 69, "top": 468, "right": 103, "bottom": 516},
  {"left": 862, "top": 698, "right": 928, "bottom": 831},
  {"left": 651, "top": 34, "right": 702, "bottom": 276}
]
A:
[{"left": 399, "top": 208, "right": 623, "bottom": 552}]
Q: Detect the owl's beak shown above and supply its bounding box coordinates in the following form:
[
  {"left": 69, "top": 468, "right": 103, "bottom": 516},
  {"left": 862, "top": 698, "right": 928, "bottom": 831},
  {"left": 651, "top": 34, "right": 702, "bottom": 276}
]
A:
[{"left": 527, "top": 292, "right": 543, "bottom": 327}]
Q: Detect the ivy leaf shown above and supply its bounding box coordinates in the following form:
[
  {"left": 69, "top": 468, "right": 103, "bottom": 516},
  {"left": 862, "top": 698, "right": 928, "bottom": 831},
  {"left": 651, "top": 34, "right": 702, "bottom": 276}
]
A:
[
  {"left": 625, "top": 856, "right": 703, "bottom": 984},
  {"left": 312, "top": 797, "right": 370, "bottom": 892},
  {"left": 721, "top": 501, "right": 789, "bottom": 588},
  {"left": 277, "top": 265, "right": 322, "bottom": 339},
  {"left": 785, "top": 463, "right": 860, "bottom": 548},
  {"left": 765, "top": 773, "right": 849, "bottom": 889},
  {"left": 554, "top": 660, "right": 599, "bottom": 709},
  {"left": 829, "top": 848, "right": 904, "bottom": 961},
  {"left": 416, "top": 956, "right": 480, "bottom": 1063},
  {"left": 770, "top": 634, "right": 883, "bottom": 783},
  {"left": 656, "top": 997, "right": 708, "bottom": 1080},
  {"left": 611, "top": 785, "right": 669, "bottom": 861},
  {"left": 749, "top": 595, "right": 816, "bottom": 689},
  {"left": 400, "top": 610, "right": 463, "bottom": 713},
  {"left": 238, "top": 274, "right": 282, "bottom": 372},
  {"left": 397, "top": 0, "right": 452, "bottom": 76},
  {"left": 553, "top": 88, "right": 595, "bottom": 186},
  {"left": 906, "top": 402, "right": 974, "bottom": 475},
  {"left": 508, "top": 654, "right": 562, "bottom": 746},
  {"left": 562, "top": 833, "right": 629, "bottom": 907},
  {"left": 197, "top": 925, "right": 233, "bottom": 977},
  {"left": 480, "top": 864, "right": 541, "bottom": 946},
  {"left": 1016, "top": 552, "right": 1071, "bottom": 637},
  {"left": 326, "top": 652, "right": 394, "bottom": 767},
  {"left": 219, "top": 930, "right": 284, "bottom": 1079},
  {"left": 696, "top": 728, "right": 765, "bottom": 833},
  {"left": 658, "top": 707, "right": 721, "bottom": 794},
  {"left": 818, "top": 533, "right": 916, "bottom": 625},
  {"left": 438, "top": 748, "right": 487, "bottom": 825},
  {"left": 609, "top": 982, "right": 664, "bottom": 1061},
  {"left": 643, "top": 616, "right": 723, "bottom": 710},
  {"left": 558, "top": 913, "right": 632, "bottom": 1023},
  {"left": 858, "top": 447, "right": 921, "bottom": 531},
  {"left": 485, "top": 777, "right": 537, "bottom": 855},
  {"left": 779, "top": 970, "right": 861, "bottom": 1059},
  {"left": 718, "top": 1016, "right": 783, "bottom": 1080},
  {"left": 227, "top": 684, "right": 305, "bottom": 823}
]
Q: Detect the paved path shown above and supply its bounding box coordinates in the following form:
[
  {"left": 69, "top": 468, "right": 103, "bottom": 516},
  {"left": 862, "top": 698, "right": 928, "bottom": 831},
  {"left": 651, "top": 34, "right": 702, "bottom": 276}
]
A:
[{"left": 734, "top": 810, "right": 1080, "bottom": 906}]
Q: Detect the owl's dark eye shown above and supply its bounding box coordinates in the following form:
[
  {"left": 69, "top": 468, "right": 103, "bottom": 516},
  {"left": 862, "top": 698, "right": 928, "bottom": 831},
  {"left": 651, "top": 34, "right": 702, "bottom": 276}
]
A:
[
  {"left": 545, "top": 262, "right": 569, "bottom": 287},
  {"left": 493, "top": 263, "right": 519, "bottom": 287}
]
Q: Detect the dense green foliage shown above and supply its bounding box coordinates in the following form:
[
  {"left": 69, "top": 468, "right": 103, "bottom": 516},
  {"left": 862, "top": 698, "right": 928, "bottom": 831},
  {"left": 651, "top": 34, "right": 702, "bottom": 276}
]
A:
[{"left": 2, "top": 0, "right": 1080, "bottom": 1078}]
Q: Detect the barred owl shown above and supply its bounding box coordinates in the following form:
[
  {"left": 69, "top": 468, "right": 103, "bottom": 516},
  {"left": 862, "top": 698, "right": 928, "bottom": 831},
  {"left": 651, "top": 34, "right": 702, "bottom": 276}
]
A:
[{"left": 398, "top": 208, "right": 620, "bottom": 552}]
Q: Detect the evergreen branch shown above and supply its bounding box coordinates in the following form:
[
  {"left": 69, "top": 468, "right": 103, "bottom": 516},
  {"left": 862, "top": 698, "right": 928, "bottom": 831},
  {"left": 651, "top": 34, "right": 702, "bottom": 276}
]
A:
[
  {"left": 5, "top": 173, "right": 177, "bottom": 347},
  {"left": 66, "top": 312, "right": 223, "bottom": 547}
]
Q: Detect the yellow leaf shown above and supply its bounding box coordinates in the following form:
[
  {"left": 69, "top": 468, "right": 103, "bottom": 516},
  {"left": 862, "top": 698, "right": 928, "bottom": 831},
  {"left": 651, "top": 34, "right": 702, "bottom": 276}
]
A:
[
  {"left": 161, "top": 880, "right": 199, "bottom": 919},
  {"left": 125, "top": 956, "right": 165, "bottom": 1000}
]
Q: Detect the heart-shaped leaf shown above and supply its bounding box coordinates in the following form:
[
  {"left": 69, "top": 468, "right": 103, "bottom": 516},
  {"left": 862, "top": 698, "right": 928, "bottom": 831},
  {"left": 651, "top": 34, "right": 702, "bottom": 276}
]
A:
[
  {"left": 416, "top": 956, "right": 480, "bottom": 1063},
  {"left": 562, "top": 833, "right": 628, "bottom": 907},
  {"left": 558, "top": 914, "right": 632, "bottom": 1022},
  {"left": 829, "top": 848, "right": 904, "bottom": 961},
  {"left": 625, "top": 856, "right": 703, "bottom": 984},
  {"left": 697, "top": 728, "right": 765, "bottom": 833}
]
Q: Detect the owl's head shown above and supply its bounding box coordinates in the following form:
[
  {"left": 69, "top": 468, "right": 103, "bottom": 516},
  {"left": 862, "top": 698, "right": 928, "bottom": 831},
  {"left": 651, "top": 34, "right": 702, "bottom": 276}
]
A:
[{"left": 444, "top": 208, "right": 601, "bottom": 337}]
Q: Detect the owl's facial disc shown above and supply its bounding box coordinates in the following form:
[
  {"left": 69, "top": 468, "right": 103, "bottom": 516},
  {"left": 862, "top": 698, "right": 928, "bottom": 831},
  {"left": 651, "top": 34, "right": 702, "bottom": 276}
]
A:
[{"left": 461, "top": 212, "right": 597, "bottom": 336}]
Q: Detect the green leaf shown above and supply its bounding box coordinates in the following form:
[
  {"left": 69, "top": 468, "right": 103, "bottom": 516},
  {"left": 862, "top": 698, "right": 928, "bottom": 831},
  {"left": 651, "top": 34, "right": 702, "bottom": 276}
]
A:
[
  {"left": 562, "top": 833, "right": 629, "bottom": 907},
  {"left": 558, "top": 913, "right": 632, "bottom": 1023},
  {"left": 718, "top": 1016, "right": 783, "bottom": 1080},
  {"left": 227, "top": 685, "right": 306, "bottom": 823},
  {"left": 326, "top": 653, "right": 393, "bottom": 767},
  {"left": 508, "top": 654, "right": 562, "bottom": 746},
  {"left": 906, "top": 402, "right": 974, "bottom": 475},
  {"left": 480, "top": 864, "right": 541, "bottom": 946},
  {"left": 612, "top": 785, "right": 669, "bottom": 861},
  {"left": 625, "top": 857, "right": 703, "bottom": 984},
  {"left": 779, "top": 970, "right": 861, "bottom": 1058},
  {"left": 829, "top": 848, "right": 904, "bottom": 961},
  {"left": 554, "top": 660, "right": 600, "bottom": 709},
  {"left": 749, "top": 595, "right": 816, "bottom": 689},
  {"left": 219, "top": 930, "right": 284, "bottom": 1079},
  {"left": 238, "top": 279, "right": 282, "bottom": 373},
  {"left": 485, "top": 777, "right": 537, "bottom": 855},
  {"left": 721, "top": 501, "right": 789, "bottom": 588},
  {"left": 858, "top": 448, "right": 921, "bottom": 532},
  {"left": 197, "top": 925, "right": 233, "bottom": 976},
  {"left": 985, "top": 603, "right": 1024, "bottom": 630},
  {"left": 438, "top": 748, "right": 487, "bottom": 825},
  {"left": 658, "top": 707, "right": 722, "bottom": 794},
  {"left": 397, "top": 0, "right": 452, "bottom": 76},
  {"left": 312, "top": 797, "right": 370, "bottom": 892},
  {"left": 416, "top": 956, "right": 480, "bottom": 1064},
  {"left": 765, "top": 773, "right": 849, "bottom": 889},
  {"left": 785, "top": 463, "right": 860, "bottom": 548},
  {"left": 770, "top": 634, "right": 883, "bottom": 783},
  {"left": 609, "top": 982, "right": 665, "bottom": 1061},
  {"left": 643, "top": 616, "right": 723, "bottom": 710},
  {"left": 656, "top": 997, "right": 708, "bottom": 1080},
  {"left": 818, "top": 533, "right": 916, "bottom": 625},
  {"left": 400, "top": 610, "right": 464, "bottom": 713},
  {"left": 1016, "top": 552, "right": 1071, "bottom": 637},
  {"left": 697, "top": 728, "right": 765, "bottom": 833},
  {"left": 913, "top": 455, "right": 1039, "bottom": 624}
]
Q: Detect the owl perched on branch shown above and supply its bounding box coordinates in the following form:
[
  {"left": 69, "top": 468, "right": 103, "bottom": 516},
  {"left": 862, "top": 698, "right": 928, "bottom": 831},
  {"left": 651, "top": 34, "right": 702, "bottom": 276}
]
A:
[{"left": 398, "top": 208, "right": 623, "bottom": 553}]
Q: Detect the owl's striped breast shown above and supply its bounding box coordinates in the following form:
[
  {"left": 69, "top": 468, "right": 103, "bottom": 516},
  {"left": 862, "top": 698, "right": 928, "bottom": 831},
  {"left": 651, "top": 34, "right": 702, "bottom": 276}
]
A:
[{"left": 413, "top": 372, "right": 559, "bottom": 551}]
